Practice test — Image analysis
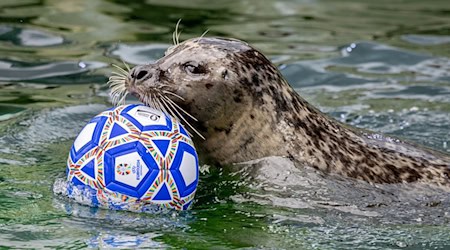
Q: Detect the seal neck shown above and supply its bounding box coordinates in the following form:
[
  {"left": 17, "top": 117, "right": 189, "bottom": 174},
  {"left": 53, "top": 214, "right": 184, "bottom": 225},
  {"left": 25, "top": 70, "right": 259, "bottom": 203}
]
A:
[{"left": 280, "top": 91, "right": 450, "bottom": 186}]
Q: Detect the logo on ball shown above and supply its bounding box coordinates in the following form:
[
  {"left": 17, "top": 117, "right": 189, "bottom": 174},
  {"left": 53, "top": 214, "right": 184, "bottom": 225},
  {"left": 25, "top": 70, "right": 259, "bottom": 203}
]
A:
[
  {"left": 116, "top": 163, "right": 131, "bottom": 176},
  {"left": 132, "top": 160, "right": 143, "bottom": 181}
]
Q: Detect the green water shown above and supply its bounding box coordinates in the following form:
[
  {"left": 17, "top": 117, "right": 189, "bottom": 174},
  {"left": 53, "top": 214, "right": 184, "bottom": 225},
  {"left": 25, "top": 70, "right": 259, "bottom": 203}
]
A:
[{"left": 0, "top": 0, "right": 449, "bottom": 249}]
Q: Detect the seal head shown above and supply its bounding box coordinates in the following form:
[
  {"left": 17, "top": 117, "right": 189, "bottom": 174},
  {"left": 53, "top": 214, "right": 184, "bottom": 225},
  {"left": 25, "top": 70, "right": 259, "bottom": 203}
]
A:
[{"left": 126, "top": 37, "right": 259, "bottom": 128}]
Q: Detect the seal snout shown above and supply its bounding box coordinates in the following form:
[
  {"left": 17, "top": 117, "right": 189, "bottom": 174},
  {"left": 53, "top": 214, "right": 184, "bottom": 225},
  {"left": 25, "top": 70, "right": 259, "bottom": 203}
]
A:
[{"left": 126, "top": 65, "right": 163, "bottom": 96}]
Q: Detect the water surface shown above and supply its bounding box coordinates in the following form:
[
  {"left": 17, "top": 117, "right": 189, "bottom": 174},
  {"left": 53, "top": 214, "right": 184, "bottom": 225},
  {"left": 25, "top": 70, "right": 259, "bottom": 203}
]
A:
[{"left": 0, "top": 0, "right": 449, "bottom": 249}]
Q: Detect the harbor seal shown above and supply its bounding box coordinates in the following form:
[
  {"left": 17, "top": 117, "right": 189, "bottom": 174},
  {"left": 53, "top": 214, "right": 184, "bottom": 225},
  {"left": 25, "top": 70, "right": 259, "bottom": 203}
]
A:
[{"left": 111, "top": 37, "right": 450, "bottom": 188}]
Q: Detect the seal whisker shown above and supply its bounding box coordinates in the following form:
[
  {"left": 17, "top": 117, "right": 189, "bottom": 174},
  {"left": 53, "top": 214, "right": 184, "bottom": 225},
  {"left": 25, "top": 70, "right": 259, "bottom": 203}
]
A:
[
  {"left": 162, "top": 95, "right": 198, "bottom": 121},
  {"left": 112, "top": 64, "right": 130, "bottom": 75},
  {"left": 199, "top": 29, "right": 209, "bottom": 40},
  {"left": 159, "top": 94, "right": 204, "bottom": 139},
  {"left": 108, "top": 63, "right": 130, "bottom": 106},
  {"left": 122, "top": 60, "right": 131, "bottom": 72},
  {"left": 111, "top": 89, "right": 126, "bottom": 98},
  {"left": 117, "top": 92, "right": 127, "bottom": 106},
  {"left": 109, "top": 78, "right": 124, "bottom": 83},
  {"left": 110, "top": 85, "right": 128, "bottom": 106},
  {"left": 161, "top": 90, "right": 185, "bottom": 101},
  {"left": 143, "top": 95, "right": 151, "bottom": 109},
  {"left": 110, "top": 72, "right": 127, "bottom": 78},
  {"left": 109, "top": 82, "right": 126, "bottom": 91},
  {"left": 109, "top": 80, "right": 126, "bottom": 87},
  {"left": 150, "top": 93, "right": 160, "bottom": 111},
  {"left": 120, "top": 97, "right": 127, "bottom": 105},
  {"left": 176, "top": 30, "right": 182, "bottom": 45},
  {"left": 110, "top": 88, "right": 119, "bottom": 96},
  {"left": 160, "top": 98, "right": 194, "bottom": 138},
  {"left": 161, "top": 100, "right": 194, "bottom": 136},
  {"left": 155, "top": 84, "right": 172, "bottom": 89},
  {"left": 109, "top": 83, "right": 125, "bottom": 89},
  {"left": 154, "top": 95, "right": 170, "bottom": 117},
  {"left": 108, "top": 84, "right": 125, "bottom": 98},
  {"left": 158, "top": 94, "right": 179, "bottom": 119},
  {"left": 172, "top": 29, "right": 177, "bottom": 46},
  {"left": 106, "top": 72, "right": 126, "bottom": 88},
  {"left": 173, "top": 19, "right": 182, "bottom": 45},
  {"left": 110, "top": 89, "right": 124, "bottom": 98},
  {"left": 109, "top": 77, "right": 125, "bottom": 83}
]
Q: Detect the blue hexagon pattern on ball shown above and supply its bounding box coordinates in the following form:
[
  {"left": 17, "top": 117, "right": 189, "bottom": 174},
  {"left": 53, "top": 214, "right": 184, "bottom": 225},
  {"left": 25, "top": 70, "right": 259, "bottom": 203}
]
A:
[{"left": 66, "top": 104, "right": 199, "bottom": 211}]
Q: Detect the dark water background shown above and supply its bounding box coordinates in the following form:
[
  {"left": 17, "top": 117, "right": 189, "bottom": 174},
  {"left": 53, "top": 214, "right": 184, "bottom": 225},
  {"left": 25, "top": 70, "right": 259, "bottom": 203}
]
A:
[{"left": 0, "top": 0, "right": 449, "bottom": 249}]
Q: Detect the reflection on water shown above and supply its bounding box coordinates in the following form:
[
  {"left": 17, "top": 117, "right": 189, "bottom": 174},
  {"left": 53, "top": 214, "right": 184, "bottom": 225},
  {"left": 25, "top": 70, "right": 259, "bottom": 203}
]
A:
[
  {"left": 0, "top": 60, "right": 106, "bottom": 81},
  {"left": 0, "top": 25, "right": 65, "bottom": 47},
  {"left": 107, "top": 43, "right": 168, "bottom": 65},
  {"left": 0, "top": 0, "right": 449, "bottom": 248}
]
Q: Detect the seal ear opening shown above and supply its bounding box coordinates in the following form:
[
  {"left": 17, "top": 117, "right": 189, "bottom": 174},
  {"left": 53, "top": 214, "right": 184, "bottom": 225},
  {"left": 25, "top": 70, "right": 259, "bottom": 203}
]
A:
[{"left": 221, "top": 69, "right": 229, "bottom": 80}]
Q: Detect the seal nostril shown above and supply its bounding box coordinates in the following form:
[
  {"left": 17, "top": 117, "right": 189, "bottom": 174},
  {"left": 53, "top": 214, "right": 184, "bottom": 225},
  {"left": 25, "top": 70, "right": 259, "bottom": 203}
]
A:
[{"left": 136, "top": 70, "right": 148, "bottom": 80}]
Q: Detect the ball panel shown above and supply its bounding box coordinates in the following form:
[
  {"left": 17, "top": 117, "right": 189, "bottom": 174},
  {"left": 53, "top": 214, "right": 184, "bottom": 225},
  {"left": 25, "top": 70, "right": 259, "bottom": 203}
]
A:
[
  {"left": 152, "top": 139, "right": 171, "bottom": 157},
  {"left": 108, "top": 123, "right": 129, "bottom": 140},
  {"left": 179, "top": 152, "right": 197, "bottom": 187},
  {"left": 80, "top": 158, "right": 96, "bottom": 179},
  {"left": 113, "top": 152, "right": 149, "bottom": 188},
  {"left": 104, "top": 141, "right": 161, "bottom": 198},
  {"left": 120, "top": 104, "right": 173, "bottom": 132},
  {"left": 70, "top": 175, "right": 86, "bottom": 189},
  {"left": 73, "top": 122, "right": 96, "bottom": 152},
  {"left": 105, "top": 181, "right": 139, "bottom": 198},
  {"left": 152, "top": 182, "right": 172, "bottom": 201},
  {"left": 143, "top": 170, "right": 178, "bottom": 205},
  {"left": 170, "top": 141, "right": 199, "bottom": 197},
  {"left": 70, "top": 116, "right": 107, "bottom": 162},
  {"left": 179, "top": 125, "right": 189, "bottom": 137}
]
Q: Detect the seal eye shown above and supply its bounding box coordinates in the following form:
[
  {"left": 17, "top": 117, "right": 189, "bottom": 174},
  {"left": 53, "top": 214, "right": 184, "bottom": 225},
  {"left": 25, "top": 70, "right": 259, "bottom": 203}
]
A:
[{"left": 184, "top": 61, "right": 207, "bottom": 75}]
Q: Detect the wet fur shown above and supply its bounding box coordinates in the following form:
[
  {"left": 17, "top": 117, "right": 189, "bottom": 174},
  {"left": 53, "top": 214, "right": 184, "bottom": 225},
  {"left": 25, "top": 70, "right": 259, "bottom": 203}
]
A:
[{"left": 124, "top": 37, "right": 450, "bottom": 188}]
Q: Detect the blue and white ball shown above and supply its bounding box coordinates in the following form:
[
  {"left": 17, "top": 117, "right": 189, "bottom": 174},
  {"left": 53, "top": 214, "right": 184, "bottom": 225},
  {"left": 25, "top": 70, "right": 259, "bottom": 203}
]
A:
[{"left": 66, "top": 104, "right": 199, "bottom": 211}]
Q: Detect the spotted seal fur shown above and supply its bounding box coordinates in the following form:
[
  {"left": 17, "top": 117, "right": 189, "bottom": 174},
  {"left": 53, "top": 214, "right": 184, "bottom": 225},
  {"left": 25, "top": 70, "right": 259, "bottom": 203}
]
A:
[{"left": 113, "top": 37, "right": 450, "bottom": 187}]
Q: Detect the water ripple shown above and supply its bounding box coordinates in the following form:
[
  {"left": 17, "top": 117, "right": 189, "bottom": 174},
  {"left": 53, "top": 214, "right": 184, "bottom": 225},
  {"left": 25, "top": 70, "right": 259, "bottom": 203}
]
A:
[
  {"left": 0, "top": 25, "right": 65, "bottom": 47},
  {"left": 0, "top": 60, "right": 107, "bottom": 81}
]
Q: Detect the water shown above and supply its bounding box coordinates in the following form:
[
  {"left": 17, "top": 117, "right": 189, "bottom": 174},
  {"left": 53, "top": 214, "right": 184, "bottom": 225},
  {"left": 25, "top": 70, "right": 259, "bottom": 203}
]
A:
[{"left": 0, "top": 0, "right": 449, "bottom": 248}]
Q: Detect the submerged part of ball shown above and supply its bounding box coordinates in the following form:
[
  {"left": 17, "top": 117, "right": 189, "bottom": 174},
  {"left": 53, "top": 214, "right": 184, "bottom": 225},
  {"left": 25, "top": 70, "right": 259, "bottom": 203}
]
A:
[{"left": 66, "top": 104, "right": 199, "bottom": 211}]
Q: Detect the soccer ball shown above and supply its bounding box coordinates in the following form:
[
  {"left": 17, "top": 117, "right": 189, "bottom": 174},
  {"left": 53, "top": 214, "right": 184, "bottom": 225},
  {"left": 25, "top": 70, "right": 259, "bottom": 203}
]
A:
[{"left": 66, "top": 104, "right": 199, "bottom": 211}]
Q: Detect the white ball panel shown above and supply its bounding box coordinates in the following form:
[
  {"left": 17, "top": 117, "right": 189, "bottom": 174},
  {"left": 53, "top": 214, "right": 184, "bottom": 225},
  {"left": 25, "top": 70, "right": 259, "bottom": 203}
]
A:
[
  {"left": 114, "top": 152, "right": 149, "bottom": 188},
  {"left": 73, "top": 122, "right": 97, "bottom": 152},
  {"left": 127, "top": 106, "right": 167, "bottom": 127},
  {"left": 179, "top": 152, "right": 197, "bottom": 186}
]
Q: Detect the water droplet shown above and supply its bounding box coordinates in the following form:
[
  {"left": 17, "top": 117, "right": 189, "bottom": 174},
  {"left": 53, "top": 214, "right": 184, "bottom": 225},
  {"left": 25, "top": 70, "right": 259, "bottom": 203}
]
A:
[
  {"left": 409, "top": 106, "right": 419, "bottom": 112},
  {"left": 395, "top": 241, "right": 407, "bottom": 248},
  {"left": 350, "top": 43, "right": 356, "bottom": 49},
  {"left": 78, "top": 61, "right": 87, "bottom": 68},
  {"left": 346, "top": 47, "right": 352, "bottom": 52}
]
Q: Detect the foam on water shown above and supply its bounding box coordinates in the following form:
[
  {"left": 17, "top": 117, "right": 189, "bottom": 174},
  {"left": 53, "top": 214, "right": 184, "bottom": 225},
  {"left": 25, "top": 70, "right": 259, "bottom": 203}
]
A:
[{"left": 53, "top": 178, "right": 177, "bottom": 214}]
